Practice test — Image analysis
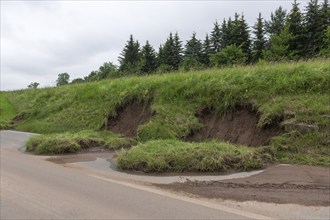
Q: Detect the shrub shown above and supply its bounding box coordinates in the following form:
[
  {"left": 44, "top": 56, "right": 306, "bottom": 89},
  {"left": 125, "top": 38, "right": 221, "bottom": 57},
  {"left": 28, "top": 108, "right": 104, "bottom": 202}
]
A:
[{"left": 210, "top": 44, "right": 246, "bottom": 67}]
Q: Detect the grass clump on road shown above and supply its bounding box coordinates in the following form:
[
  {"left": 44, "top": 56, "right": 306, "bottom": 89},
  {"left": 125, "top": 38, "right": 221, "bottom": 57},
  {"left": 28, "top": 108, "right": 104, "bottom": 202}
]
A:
[
  {"left": 0, "top": 93, "right": 16, "bottom": 129},
  {"left": 117, "top": 140, "right": 266, "bottom": 173},
  {"left": 26, "top": 130, "right": 136, "bottom": 155}
]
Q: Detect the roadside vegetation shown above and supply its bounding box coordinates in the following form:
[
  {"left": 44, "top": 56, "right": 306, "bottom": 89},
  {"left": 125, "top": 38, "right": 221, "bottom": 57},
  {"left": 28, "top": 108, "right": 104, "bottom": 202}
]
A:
[
  {"left": 26, "top": 130, "right": 136, "bottom": 155},
  {"left": 2, "top": 59, "right": 330, "bottom": 171},
  {"left": 0, "top": 93, "right": 16, "bottom": 129},
  {"left": 117, "top": 140, "right": 267, "bottom": 173}
]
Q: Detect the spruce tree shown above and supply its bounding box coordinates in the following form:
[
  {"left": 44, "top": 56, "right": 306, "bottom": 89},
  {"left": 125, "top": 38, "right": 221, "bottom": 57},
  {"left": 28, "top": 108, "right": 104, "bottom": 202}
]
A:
[
  {"left": 238, "top": 14, "right": 252, "bottom": 60},
  {"left": 304, "top": 0, "right": 323, "bottom": 56},
  {"left": 229, "top": 13, "right": 251, "bottom": 61},
  {"left": 224, "top": 15, "right": 237, "bottom": 46},
  {"left": 252, "top": 13, "right": 266, "bottom": 62},
  {"left": 182, "top": 32, "right": 204, "bottom": 71},
  {"left": 265, "top": 6, "right": 287, "bottom": 36},
  {"left": 159, "top": 33, "right": 174, "bottom": 69},
  {"left": 224, "top": 18, "right": 233, "bottom": 48},
  {"left": 320, "top": 0, "right": 330, "bottom": 49},
  {"left": 157, "top": 45, "right": 164, "bottom": 66},
  {"left": 287, "top": 0, "right": 304, "bottom": 58},
  {"left": 184, "top": 32, "right": 203, "bottom": 61},
  {"left": 201, "top": 34, "right": 212, "bottom": 66},
  {"left": 158, "top": 32, "right": 182, "bottom": 71},
  {"left": 140, "top": 41, "right": 157, "bottom": 74},
  {"left": 157, "top": 44, "right": 171, "bottom": 73},
  {"left": 173, "top": 32, "right": 183, "bottom": 70},
  {"left": 210, "top": 21, "right": 222, "bottom": 54},
  {"left": 220, "top": 19, "right": 228, "bottom": 49},
  {"left": 118, "top": 35, "right": 141, "bottom": 74},
  {"left": 230, "top": 13, "right": 241, "bottom": 46}
]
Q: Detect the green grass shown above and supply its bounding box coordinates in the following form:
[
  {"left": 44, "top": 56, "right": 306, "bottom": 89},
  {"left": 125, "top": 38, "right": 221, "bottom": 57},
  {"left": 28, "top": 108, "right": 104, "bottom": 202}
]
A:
[
  {"left": 4, "top": 60, "right": 330, "bottom": 136},
  {"left": 2, "top": 59, "right": 330, "bottom": 171},
  {"left": 270, "top": 131, "right": 330, "bottom": 166},
  {"left": 0, "top": 93, "right": 16, "bottom": 129},
  {"left": 117, "top": 140, "right": 267, "bottom": 173},
  {"left": 26, "top": 130, "right": 137, "bottom": 155}
]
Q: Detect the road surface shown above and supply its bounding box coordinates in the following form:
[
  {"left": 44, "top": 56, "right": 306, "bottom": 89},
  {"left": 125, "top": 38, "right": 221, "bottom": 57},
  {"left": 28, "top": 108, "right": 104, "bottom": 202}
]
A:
[{"left": 1, "top": 130, "right": 271, "bottom": 220}]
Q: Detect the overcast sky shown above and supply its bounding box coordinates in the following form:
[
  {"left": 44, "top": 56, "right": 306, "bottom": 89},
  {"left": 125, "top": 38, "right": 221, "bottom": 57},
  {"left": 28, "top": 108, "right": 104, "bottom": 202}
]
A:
[{"left": 1, "top": 0, "right": 309, "bottom": 91}]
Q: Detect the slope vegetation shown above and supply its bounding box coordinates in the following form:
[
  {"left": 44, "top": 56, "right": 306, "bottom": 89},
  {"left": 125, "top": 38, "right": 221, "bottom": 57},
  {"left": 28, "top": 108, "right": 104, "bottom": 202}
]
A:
[{"left": 2, "top": 60, "right": 330, "bottom": 171}]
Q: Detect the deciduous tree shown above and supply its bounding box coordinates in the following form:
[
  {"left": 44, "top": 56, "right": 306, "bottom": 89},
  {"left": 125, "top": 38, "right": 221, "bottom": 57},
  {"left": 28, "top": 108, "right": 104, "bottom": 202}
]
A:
[
  {"left": 56, "top": 72, "right": 70, "bottom": 86},
  {"left": 28, "top": 82, "right": 39, "bottom": 89}
]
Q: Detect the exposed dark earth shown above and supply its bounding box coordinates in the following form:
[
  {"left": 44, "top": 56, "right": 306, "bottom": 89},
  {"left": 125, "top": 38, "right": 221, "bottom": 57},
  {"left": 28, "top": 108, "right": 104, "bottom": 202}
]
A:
[
  {"left": 103, "top": 100, "right": 154, "bottom": 137},
  {"left": 187, "top": 106, "right": 283, "bottom": 146},
  {"left": 103, "top": 101, "right": 283, "bottom": 147}
]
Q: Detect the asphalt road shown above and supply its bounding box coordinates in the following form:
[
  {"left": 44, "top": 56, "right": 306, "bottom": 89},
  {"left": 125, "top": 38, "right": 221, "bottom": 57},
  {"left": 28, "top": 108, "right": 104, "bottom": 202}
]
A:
[{"left": 0, "top": 130, "right": 269, "bottom": 220}]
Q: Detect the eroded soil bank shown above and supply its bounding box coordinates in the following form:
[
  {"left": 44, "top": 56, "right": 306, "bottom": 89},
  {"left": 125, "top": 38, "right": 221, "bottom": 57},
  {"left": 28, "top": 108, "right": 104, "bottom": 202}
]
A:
[
  {"left": 187, "top": 106, "right": 283, "bottom": 146},
  {"left": 103, "top": 100, "right": 153, "bottom": 137},
  {"left": 156, "top": 164, "right": 330, "bottom": 206}
]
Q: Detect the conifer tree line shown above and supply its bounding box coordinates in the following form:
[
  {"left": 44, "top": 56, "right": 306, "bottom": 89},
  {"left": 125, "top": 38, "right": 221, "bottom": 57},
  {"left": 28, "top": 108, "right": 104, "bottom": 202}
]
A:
[{"left": 67, "top": 0, "right": 329, "bottom": 84}]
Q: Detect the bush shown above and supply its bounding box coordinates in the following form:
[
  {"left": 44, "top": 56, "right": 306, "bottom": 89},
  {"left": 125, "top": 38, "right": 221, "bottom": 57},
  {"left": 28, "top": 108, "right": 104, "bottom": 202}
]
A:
[
  {"left": 210, "top": 44, "right": 246, "bottom": 67},
  {"left": 320, "top": 27, "right": 330, "bottom": 58},
  {"left": 181, "top": 58, "right": 205, "bottom": 71}
]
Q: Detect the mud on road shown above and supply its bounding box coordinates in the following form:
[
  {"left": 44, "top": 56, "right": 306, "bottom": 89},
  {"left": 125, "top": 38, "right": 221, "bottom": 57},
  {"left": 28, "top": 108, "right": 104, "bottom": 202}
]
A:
[{"left": 156, "top": 164, "right": 330, "bottom": 206}]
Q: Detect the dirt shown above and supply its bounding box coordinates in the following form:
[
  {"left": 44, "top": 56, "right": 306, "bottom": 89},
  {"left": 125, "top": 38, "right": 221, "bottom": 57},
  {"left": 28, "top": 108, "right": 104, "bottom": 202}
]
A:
[
  {"left": 9, "top": 114, "right": 25, "bottom": 126},
  {"left": 187, "top": 106, "right": 283, "bottom": 146},
  {"left": 103, "top": 100, "right": 154, "bottom": 137},
  {"left": 156, "top": 164, "right": 330, "bottom": 206}
]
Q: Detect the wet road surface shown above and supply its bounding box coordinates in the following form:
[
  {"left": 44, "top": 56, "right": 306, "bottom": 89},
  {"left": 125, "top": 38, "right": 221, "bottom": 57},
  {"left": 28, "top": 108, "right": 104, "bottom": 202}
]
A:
[{"left": 1, "top": 130, "right": 268, "bottom": 219}]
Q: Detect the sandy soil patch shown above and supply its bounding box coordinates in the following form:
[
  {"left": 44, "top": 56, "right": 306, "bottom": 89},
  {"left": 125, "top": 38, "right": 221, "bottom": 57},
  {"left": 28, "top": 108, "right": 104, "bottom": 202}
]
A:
[{"left": 156, "top": 164, "right": 330, "bottom": 206}]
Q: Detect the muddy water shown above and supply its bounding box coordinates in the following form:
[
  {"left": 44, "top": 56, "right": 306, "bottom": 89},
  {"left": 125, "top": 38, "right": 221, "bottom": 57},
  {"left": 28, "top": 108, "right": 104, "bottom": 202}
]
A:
[{"left": 46, "top": 151, "right": 265, "bottom": 184}]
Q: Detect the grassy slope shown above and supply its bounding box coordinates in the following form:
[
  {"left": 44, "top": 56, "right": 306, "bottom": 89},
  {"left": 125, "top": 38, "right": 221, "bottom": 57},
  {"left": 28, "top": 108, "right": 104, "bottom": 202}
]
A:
[
  {"left": 0, "top": 93, "right": 16, "bottom": 129},
  {"left": 3, "top": 60, "right": 330, "bottom": 171}
]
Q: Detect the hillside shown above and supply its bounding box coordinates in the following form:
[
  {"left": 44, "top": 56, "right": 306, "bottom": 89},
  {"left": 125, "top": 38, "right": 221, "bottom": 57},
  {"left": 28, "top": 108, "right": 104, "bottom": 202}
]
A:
[{"left": 1, "top": 60, "right": 330, "bottom": 172}]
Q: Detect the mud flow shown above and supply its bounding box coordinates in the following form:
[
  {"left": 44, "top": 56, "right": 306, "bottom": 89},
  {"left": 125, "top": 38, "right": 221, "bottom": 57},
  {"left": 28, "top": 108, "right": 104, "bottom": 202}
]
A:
[
  {"left": 187, "top": 106, "right": 283, "bottom": 146},
  {"left": 157, "top": 165, "right": 330, "bottom": 206},
  {"left": 103, "top": 100, "right": 153, "bottom": 137}
]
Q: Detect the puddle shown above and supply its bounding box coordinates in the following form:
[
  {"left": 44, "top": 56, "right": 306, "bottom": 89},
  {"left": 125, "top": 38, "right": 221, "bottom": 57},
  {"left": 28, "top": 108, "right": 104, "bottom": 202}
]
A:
[
  {"left": 74, "top": 158, "right": 114, "bottom": 172},
  {"left": 47, "top": 152, "right": 116, "bottom": 165},
  {"left": 46, "top": 151, "right": 265, "bottom": 184}
]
